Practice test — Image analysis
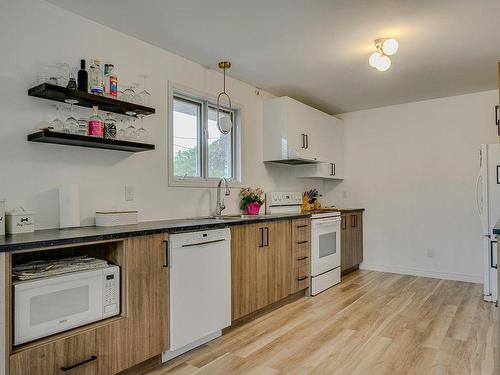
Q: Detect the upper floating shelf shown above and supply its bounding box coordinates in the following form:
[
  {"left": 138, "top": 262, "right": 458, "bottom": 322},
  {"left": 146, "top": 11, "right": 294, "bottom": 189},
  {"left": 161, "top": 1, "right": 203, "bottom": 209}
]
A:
[{"left": 28, "top": 83, "right": 155, "bottom": 117}]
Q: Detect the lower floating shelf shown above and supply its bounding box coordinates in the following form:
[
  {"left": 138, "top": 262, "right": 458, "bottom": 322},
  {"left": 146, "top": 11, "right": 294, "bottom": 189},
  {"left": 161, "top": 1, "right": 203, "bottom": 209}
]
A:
[{"left": 27, "top": 129, "right": 155, "bottom": 152}]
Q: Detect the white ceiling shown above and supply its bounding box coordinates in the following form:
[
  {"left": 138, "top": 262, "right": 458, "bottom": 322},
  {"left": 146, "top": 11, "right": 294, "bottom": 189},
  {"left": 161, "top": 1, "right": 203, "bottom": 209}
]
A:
[{"left": 47, "top": 0, "right": 500, "bottom": 114}]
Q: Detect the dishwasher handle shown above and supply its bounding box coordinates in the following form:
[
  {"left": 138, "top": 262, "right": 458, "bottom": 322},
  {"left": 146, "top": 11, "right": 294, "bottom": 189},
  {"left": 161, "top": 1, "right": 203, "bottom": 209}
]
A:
[{"left": 181, "top": 238, "right": 227, "bottom": 248}]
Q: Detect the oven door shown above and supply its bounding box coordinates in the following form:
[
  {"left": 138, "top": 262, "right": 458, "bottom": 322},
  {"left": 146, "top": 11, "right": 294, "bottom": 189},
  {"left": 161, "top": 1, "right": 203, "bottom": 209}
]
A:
[
  {"left": 311, "top": 217, "right": 341, "bottom": 277},
  {"left": 14, "top": 269, "right": 104, "bottom": 345}
]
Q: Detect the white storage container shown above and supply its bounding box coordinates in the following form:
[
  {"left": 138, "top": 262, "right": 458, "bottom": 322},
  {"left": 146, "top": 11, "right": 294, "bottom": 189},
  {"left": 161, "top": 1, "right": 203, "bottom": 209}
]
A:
[
  {"left": 6, "top": 208, "right": 35, "bottom": 234},
  {"left": 95, "top": 211, "right": 138, "bottom": 227},
  {"left": 0, "top": 200, "right": 5, "bottom": 235}
]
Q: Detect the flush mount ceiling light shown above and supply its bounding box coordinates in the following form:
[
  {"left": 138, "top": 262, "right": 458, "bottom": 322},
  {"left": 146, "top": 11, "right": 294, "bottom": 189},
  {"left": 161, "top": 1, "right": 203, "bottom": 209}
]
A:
[
  {"left": 216, "top": 61, "right": 233, "bottom": 134},
  {"left": 369, "top": 38, "right": 399, "bottom": 72}
]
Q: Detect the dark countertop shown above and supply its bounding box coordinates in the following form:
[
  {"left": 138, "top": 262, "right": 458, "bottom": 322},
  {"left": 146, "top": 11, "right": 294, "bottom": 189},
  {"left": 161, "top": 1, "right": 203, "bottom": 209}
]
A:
[
  {"left": 304, "top": 208, "right": 365, "bottom": 214},
  {"left": 493, "top": 221, "right": 500, "bottom": 235},
  {"left": 0, "top": 213, "right": 310, "bottom": 252}
]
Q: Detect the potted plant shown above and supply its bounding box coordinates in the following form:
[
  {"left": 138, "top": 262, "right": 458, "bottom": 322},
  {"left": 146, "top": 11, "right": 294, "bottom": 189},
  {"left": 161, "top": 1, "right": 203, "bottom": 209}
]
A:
[{"left": 240, "top": 187, "right": 264, "bottom": 215}]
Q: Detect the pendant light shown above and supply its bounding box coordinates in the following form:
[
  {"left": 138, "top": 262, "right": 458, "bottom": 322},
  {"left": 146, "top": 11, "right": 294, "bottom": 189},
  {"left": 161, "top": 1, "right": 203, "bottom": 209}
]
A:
[{"left": 216, "top": 61, "right": 233, "bottom": 134}]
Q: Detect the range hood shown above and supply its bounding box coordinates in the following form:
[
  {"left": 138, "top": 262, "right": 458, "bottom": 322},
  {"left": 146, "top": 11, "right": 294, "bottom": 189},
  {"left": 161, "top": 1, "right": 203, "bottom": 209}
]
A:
[{"left": 265, "top": 158, "right": 319, "bottom": 165}]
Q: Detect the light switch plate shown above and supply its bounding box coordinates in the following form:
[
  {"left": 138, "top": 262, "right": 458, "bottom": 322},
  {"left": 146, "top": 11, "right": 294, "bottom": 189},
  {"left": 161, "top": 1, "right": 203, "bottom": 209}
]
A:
[{"left": 125, "top": 186, "right": 135, "bottom": 201}]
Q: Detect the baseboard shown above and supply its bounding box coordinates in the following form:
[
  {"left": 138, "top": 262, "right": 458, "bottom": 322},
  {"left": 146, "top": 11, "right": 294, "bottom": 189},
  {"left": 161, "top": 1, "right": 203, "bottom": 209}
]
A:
[{"left": 359, "top": 263, "right": 483, "bottom": 284}]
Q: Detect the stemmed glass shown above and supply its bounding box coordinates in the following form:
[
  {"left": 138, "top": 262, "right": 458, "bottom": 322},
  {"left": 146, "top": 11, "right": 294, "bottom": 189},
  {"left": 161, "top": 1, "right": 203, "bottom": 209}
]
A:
[
  {"left": 137, "top": 75, "right": 151, "bottom": 106},
  {"left": 130, "top": 82, "right": 142, "bottom": 104},
  {"left": 135, "top": 114, "right": 148, "bottom": 142},
  {"left": 117, "top": 117, "right": 127, "bottom": 140},
  {"left": 122, "top": 85, "right": 135, "bottom": 103},
  {"left": 49, "top": 105, "right": 64, "bottom": 132},
  {"left": 64, "top": 99, "right": 78, "bottom": 134},
  {"left": 125, "top": 112, "right": 137, "bottom": 140}
]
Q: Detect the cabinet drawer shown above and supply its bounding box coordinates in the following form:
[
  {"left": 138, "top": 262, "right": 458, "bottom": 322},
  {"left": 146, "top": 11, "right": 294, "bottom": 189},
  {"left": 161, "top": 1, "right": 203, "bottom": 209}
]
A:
[
  {"left": 291, "top": 264, "right": 310, "bottom": 293},
  {"left": 10, "top": 331, "right": 97, "bottom": 375},
  {"left": 293, "top": 239, "right": 310, "bottom": 254},
  {"left": 292, "top": 219, "right": 311, "bottom": 243},
  {"left": 292, "top": 252, "right": 310, "bottom": 267}
]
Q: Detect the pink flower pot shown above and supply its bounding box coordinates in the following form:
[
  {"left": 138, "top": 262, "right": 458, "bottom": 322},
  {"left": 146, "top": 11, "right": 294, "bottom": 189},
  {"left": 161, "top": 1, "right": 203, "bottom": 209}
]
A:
[{"left": 245, "top": 202, "right": 261, "bottom": 215}]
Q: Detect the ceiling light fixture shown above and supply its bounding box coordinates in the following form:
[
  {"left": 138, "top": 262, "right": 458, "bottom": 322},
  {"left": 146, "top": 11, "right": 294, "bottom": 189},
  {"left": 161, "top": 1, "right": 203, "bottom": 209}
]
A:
[
  {"left": 216, "top": 61, "right": 233, "bottom": 134},
  {"left": 369, "top": 38, "right": 398, "bottom": 72}
]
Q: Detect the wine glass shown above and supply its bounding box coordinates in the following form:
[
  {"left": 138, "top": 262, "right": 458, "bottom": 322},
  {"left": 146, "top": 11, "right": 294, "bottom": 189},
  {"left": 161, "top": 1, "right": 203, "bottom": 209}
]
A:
[
  {"left": 137, "top": 75, "right": 151, "bottom": 106},
  {"left": 56, "top": 62, "right": 70, "bottom": 87},
  {"left": 125, "top": 112, "right": 137, "bottom": 140},
  {"left": 135, "top": 114, "right": 147, "bottom": 142},
  {"left": 122, "top": 85, "right": 135, "bottom": 103},
  {"left": 64, "top": 99, "right": 78, "bottom": 134},
  {"left": 117, "top": 117, "right": 127, "bottom": 140},
  {"left": 130, "top": 82, "right": 143, "bottom": 104},
  {"left": 49, "top": 105, "right": 64, "bottom": 132}
]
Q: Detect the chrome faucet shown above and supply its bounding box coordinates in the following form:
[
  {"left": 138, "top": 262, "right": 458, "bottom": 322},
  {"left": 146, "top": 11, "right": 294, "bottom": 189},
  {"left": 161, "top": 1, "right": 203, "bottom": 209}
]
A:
[{"left": 215, "top": 178, "right": 230, "bottom": 216}]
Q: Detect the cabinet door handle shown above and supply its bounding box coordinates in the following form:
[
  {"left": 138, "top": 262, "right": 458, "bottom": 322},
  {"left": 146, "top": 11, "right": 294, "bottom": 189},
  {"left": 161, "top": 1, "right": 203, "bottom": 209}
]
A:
[
  {"left": 301, "top": 134, "right": 306, "bottom": 149},
  {"left": 296, "top": 240, "right": 309, "bottom": 244},
  {"left": 341, "top": 217, "right": 346, "bottom": 230},
  {"left": 350, "top": 215, "right": 357, "bottom": 228},
  {"left": 305, "top": 134, "right": 309, "bottom": 149},
  {"left": 265, "top": 227, "right": 269, "bottom": 247},
  {"left": 296, "top": 224, "right": 309, "bottom": 228},
  {"left": 496, "top": 105, "right": 499, "bottom": 128},
  {"left": 297, "top": 276, "right": 308, "bottom": 281},
  {"left": 259, "top": 227, "right": 264, "bottom": 248},
  {"left": 60, "top": 355, "right": 97, "bottom": 372},
  {"left": 297, "top": 256, "right": 309, "bottom": 261},
  {"left": 162, "top": 240, "right": 169, "bottom": 268},
  {"left": 491, "top": 241, "right": 498, "bottom": 269},
  {"left": 331, "top": 163, "right": 335, "bottom": 176}
]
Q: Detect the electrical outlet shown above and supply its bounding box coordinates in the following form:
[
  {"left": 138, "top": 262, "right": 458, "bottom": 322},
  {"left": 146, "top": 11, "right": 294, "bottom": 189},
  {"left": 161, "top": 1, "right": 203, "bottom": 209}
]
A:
[
  {"left": 426, "top": 248, "right": 435, "bottom": 258},
  {"left": 125, "top": 186, "right": 135, "bottom": 201}
]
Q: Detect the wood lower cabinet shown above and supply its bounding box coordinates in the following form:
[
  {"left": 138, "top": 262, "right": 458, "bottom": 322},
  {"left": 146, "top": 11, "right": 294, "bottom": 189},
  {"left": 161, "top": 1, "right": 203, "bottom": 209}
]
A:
[
  {"left": 97, "top": 233, "right": 169, "bottom": 374},
  {"left": 341, "top": 211, "right": 364, "bottom": 274},
  {"left": 10, "top": 331, "right": 97, "bottom": 375},
  {"left": 8, "top": 233, "right": 169, "bottom": 375},
  {"left": 291, "top": 218, "right": 311, "bottom": 294},
  {"left": 231, "top": 220, "right": 293, "bottom": 321}
]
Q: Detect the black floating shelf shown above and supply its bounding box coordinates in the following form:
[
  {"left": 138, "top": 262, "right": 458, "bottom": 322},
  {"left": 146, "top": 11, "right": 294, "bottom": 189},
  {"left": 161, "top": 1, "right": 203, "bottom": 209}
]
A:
[
  {"left": 28, "top": 129, "right": 155, "bottom": 152},
  {"left": 28, "top": 83, "right": 155, "bottom": 117}
]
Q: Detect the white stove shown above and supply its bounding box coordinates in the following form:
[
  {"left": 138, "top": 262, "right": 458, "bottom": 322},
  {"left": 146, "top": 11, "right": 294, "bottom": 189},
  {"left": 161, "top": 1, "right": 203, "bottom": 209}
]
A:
[{"left": 265, "top": 192, "right": 341, "bottom": 295}]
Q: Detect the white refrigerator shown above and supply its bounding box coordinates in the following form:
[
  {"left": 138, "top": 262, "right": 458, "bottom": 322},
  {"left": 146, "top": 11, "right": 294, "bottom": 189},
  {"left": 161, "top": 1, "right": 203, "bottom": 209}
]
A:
[{"left": 476, "top": 144, "right": 500, "bottom": 304}]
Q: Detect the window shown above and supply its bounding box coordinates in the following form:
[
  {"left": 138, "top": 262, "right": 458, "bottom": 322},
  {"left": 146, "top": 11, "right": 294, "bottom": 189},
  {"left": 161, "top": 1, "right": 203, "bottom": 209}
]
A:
[{"left": 170, "top": 88, "right": 240, "bottom": 186}]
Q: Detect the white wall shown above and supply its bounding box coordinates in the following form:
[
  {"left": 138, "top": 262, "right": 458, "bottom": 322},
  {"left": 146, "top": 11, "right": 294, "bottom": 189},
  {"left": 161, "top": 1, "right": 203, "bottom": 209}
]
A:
[
  {"left": 0, "top": 0, "right": 322, "bottom": 229},
  {"left": 324, "top": 90, "right": 499, "bottom": 283}
]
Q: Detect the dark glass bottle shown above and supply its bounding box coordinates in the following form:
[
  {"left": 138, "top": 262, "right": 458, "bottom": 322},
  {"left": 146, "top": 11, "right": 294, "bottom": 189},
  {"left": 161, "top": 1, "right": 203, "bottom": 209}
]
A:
[{"left": 77, "top": 59, "right": 88, "bottom": 92}]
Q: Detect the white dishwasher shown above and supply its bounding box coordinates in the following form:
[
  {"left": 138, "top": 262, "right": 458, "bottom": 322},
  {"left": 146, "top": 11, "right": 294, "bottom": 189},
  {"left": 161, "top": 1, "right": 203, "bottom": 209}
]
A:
[{"left": 162, "top": 228, "right": 231, "bottom": 362}]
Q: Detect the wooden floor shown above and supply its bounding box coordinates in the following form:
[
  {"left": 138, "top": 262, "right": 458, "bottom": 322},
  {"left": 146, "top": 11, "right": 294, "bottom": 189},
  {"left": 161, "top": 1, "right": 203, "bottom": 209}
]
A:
[{"left": 146, "top": 271, "right": 499, "bottom": 375}]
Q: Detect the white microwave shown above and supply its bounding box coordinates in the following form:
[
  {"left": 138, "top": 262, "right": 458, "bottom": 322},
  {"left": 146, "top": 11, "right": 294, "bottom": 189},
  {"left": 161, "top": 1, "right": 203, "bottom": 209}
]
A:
[{"left": 13, "top": 265, "right": 120, "bottom": 345}]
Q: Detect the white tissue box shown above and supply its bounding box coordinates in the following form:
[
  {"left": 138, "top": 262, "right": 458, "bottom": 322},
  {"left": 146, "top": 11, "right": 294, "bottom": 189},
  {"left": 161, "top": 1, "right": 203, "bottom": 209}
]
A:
[
  {"left": 6, "top": 208, "right": 35, "bottom": 234},
  {"left": 95, "top": 211, "right": 138, "bottom": 227}
]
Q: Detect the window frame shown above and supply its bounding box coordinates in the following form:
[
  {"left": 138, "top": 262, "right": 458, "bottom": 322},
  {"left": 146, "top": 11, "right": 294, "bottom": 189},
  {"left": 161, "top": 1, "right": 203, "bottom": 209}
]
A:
[{"left": 168, "top": 83, "right": 242, "bottom": 188}]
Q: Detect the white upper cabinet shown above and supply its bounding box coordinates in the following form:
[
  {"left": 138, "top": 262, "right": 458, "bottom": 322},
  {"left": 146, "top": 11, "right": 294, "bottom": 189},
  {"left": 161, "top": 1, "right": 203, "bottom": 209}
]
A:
[{"left": 263, "top": 96, "right": 344, "bottom": 179}]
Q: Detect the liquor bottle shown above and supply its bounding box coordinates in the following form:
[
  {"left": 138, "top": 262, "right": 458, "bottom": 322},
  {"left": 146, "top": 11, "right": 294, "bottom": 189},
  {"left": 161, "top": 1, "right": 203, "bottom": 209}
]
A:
[
  {"left": 103, "top": 64, "right": 110, "bottom": 95},
  {"left": 77, "top": 59, "right": 88, "bottom": 92},
  {"left": 90, "top": 59, "right": 104, "bottom": 95},
  {"left": 103, "top": 113, "right": 117, "bottom": 139},
  {"left": 106, "top": 64, "right": 118, "bottom": 98},
  {"left": 88, "top": 106, "right": 104, "bottom": 137}
]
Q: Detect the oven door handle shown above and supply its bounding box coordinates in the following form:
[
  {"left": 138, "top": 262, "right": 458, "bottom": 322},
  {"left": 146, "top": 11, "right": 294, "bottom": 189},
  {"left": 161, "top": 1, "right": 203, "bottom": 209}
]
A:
[{"left": 313, "top": 218, "right": 341, "bottom": 226}]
